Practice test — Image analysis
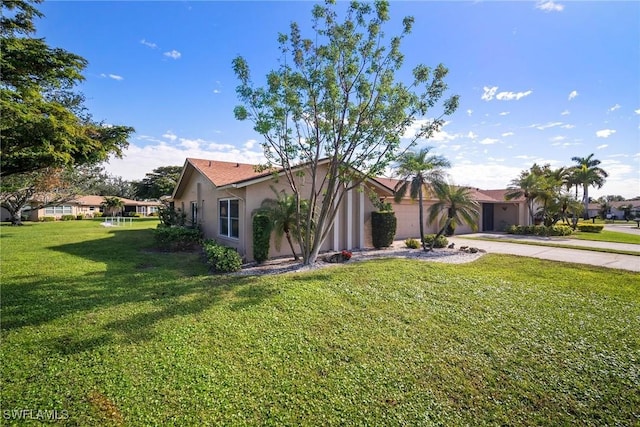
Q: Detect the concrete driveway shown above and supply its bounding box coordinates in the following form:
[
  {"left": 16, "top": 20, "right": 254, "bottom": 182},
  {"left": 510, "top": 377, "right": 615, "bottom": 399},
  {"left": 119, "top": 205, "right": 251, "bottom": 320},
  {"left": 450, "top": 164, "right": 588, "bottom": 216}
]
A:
[{"left": 447, "top": 231, "right": 640, "bottom": 272}]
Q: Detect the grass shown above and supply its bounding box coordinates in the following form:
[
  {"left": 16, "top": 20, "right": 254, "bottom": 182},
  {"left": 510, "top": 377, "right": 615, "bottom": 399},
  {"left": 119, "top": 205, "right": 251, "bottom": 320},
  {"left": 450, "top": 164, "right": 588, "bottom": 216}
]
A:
[
  {"left": 2, "top": 221, "right": 639, "bottom": 425},
  {"left": 570, "top": 229, "right": 640, "bottom": 244}
]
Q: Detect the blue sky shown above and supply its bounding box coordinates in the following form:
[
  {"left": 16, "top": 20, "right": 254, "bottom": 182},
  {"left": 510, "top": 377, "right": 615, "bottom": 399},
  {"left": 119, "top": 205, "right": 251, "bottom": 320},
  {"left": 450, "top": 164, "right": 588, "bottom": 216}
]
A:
[{"left": 37, "top": 1, "right": 639, "bottom": 198}]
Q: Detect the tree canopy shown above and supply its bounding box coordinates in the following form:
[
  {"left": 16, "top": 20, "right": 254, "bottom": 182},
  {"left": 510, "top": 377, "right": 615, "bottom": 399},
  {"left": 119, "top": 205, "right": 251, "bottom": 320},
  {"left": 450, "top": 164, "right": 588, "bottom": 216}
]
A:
[
  {"left": 133, "top": 166, "right": 182, "bottom": 200},
  {"left": 0, "top": 0, "right": 134, "bottom": 177},
  {"left": 233, "top": 0, "right": 458, "bottom": 264}
]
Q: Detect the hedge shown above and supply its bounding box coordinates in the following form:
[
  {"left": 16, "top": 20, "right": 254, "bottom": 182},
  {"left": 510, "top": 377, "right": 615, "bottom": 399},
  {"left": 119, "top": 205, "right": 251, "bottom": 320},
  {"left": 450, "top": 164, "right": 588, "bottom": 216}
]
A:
[
  {"left": 252, "top": 214, "right": 271, "bottom": 264},
  {"left": 371, "top": 211, "right": 397, "bottom": 248},
  {"left": 576, "top": 223, "right": 604, "bottom": 233}
]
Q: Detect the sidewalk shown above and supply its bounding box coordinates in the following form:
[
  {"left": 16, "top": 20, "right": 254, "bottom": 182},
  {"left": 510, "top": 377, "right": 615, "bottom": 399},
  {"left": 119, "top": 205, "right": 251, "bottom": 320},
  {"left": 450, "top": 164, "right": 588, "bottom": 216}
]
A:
[{"left": 447, "top": 233, "right": 640, "bottom": 272}]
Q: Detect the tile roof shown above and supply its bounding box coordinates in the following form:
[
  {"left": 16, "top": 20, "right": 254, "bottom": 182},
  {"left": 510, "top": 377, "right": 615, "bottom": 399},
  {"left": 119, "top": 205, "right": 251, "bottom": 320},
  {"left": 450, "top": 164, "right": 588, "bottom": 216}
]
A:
[{"left": 187, "top": 158, "right": 271, "bottom": 187}]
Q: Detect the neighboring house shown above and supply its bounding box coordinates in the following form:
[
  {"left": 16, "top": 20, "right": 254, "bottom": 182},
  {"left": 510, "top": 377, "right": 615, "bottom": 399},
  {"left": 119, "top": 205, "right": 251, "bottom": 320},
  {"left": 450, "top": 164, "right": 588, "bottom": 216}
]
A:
[
  {"left": 172, "top": 158, "right": 530, "bottom": 262},
  {"left": 587, "top": 200, "right": 640, "bottom": 220},
  {"left": 21, "top": 196, "right": 162, "bottom": 221}
]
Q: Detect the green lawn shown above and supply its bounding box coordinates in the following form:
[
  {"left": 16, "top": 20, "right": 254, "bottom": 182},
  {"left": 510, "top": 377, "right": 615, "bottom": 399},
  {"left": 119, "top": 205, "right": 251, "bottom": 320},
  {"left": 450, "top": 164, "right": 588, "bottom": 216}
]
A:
[
  {"left": 570, "top": 229, "right": 640, "bottom": 244},
  {"left": 1, "top": 221, "right": 639, "bottom": 425}
]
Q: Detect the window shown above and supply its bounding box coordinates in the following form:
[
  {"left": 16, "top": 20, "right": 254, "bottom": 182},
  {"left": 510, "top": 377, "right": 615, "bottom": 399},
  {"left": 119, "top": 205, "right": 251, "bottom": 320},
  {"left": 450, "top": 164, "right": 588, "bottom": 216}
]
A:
[
  {"left": 44, "top": 205, "right": 72, "bottom": 215},
  {"left": 219, "top": 199, "right": 239, "bottom": 238}
]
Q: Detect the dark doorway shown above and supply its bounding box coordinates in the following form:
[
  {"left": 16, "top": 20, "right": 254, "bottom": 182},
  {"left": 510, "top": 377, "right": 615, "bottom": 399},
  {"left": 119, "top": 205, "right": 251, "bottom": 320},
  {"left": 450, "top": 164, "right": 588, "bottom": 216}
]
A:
[{"left": 482, "top": 204, "right": 494, "bottom": 231}]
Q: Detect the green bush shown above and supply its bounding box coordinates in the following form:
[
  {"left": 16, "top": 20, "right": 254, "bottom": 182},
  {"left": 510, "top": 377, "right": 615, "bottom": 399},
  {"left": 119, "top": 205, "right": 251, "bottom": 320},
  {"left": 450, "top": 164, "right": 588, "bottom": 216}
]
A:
[
  {"left": 61, "top": 215, "right": 75, "bottom": 221},
  {"left": 93, "top": 212, "right": 103, "bottom": 218},
  {"left": 404, "top": 238, "right": 420, "bottom": 249},
  {"left": 371, "top": 211, "right": 397, "bottom": 248},
  {"left": 202, "top": 240, "right": 242, "bottom": 273},
  {"left": 153, "top": 226, "right": 202, "bottom": 251},
  {"left": 252, "top": 214, "right": 272, "bottom": 264},
  {"left": 507, "top": 224, "right": 573, "bottom": 236},
  {"left": 422, "top": 234, "right": 448, "bottom": 248},
  {"left": 577, "top": 223, "right": 604, "bottom": 233},
  {"left": 41, "top": 216, "right": 55, "bottom": 222},
  {"left": 76, "top": 214, "right": 84, "bottom": 220}
]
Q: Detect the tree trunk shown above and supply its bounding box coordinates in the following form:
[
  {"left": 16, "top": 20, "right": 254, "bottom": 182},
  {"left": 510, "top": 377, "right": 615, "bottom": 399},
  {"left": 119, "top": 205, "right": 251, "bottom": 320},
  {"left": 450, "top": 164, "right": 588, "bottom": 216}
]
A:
[
  {"left": 430, "top": 217, "right": 452, "bottom": 251},
  {"left": 10, "top": 209, "right": 23, "bottom": 226},
  {"left": 418, "top": 186, "right": 427, "bottom": 251},
  {"left": 582, "top": 186, "right": 590, "bottom": 220},
  {"left": 285, "top": 231, "right": 299, "bottom": 261}
]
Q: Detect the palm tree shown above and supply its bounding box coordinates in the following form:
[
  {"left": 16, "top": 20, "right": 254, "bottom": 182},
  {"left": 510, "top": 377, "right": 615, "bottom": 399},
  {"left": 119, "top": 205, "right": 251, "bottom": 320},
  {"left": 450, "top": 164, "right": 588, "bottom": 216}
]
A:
[
  {"left": 101, "top": 196, "right": 124, "bottom": 216},
  {"left": 393, "top": 147, "right": 451, "bottom": 251},
  {"left": 427, "top": 182, "right": 479, "bottom": 251},
  {"left": 571, "top": 154, "right": 608, "bottom": 219},
  {"left": 256, "top": 187, "right": 307, "bottom": 261},
  {"left": 505, "top": 167, "right": 543, "bottom": 225}
]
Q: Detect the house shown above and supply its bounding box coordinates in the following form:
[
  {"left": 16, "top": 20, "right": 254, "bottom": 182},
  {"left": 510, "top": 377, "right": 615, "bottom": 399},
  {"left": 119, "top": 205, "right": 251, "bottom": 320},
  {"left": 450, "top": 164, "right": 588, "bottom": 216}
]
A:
[
  {"left": 587, "top": 200, "right": 640, "bottom": 220},
  {"left": 20, "top": 196, "right": 162, "bottom": 221},
  {"left": 172, "top": 158, "right": 530, "bottom": 262},
  {"left": 374, "top": 178, "right": 528, "bottom": 239},
  {"left": 171, "top": 158, "right": 393, "bottom": 262}
]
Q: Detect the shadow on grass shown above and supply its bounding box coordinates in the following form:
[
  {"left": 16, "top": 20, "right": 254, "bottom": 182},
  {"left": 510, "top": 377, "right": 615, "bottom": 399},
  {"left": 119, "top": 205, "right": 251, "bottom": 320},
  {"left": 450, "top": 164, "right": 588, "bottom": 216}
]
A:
[{"left": 1, "top": 227, "right": 277, "bottom": 353}]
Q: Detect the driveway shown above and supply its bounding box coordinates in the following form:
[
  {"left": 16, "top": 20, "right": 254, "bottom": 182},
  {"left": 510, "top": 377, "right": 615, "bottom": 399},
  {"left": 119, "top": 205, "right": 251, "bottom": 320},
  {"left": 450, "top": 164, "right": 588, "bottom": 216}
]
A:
[{"left": 447, "top": 232, "right": 640, "bottom": 272}]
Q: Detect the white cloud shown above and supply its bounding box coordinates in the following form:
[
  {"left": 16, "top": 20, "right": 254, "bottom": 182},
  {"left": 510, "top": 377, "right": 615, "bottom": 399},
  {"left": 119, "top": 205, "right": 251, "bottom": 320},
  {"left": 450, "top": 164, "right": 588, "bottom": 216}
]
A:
[
  {"left": 561, "top": 124, "right": 575, "bottom": 129},
  {"left": 479, "top": 138, "right": 499, "bottom": 145},
  {"left": 213, "top": 89, "right": 221, "bottom": 94},
  {"left": 102, "top": 136, "right": 266, "bottom": 181},
  {"left": 597, "top": 144, "right": 608, "bottom": 150},
  {"left": 100, "top": 73, "right": 123, "bottom": 81},
  {"left": 164, "top": 50, "right": 182, "bottom": 60},
  {"left": 536, "top": 1, "right": 564, "bottom": 12},
  {"left": 596, "top": 129, "right": 616, "bottom": 138},
  {"left": 481, "top": 86, "right": 498, "bottom": 101},
  {"left": 162, "top": 131, "right": 178, "bottom": 141},
  {"left": 550, "top": 136, "right": 565, "bottom": 142},
  {"left": 501, "top": 132, "right": 514, "bottom": 137},
  {"left": 634, "top": 109, "right": 640, "bottom": 115},
  {"left": 448, "top": 163, "right": 522, "bottom": 190},
  {"left": 568, "top": 90, "right": 578, "bottom": 101},
  {"left": 496, "top": 90, "right": 533, "bottom": 101},
  {"left": 140, "top": 39, "right": 157, "bottom": 49},
  {"left": 608, "top": 104, "right": 621, "bottom": 112},
  {"left": 466, "top": 109, "right": 473, "bottom": 116},
  {"left": 243, "top": 139, "right": 257, "bottom": 149},
  {"left": 561, "top": 110, "right": 570, "bottom": 116},
  {"left": 499, "top": 111, "right": 510, "bottom": 116},
  {"left": 467, "top": 131, "right": 478, "bottom": 139},
  {"left": 533, "top": 122, "right": 563, "bottom": 130}
]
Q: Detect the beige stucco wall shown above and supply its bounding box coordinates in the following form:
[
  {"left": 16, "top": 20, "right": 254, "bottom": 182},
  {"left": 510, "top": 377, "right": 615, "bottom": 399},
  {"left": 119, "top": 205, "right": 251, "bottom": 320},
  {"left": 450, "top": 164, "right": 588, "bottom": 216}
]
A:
[{"left": 175, "top": 163, "right": 386, "bottom": 262}]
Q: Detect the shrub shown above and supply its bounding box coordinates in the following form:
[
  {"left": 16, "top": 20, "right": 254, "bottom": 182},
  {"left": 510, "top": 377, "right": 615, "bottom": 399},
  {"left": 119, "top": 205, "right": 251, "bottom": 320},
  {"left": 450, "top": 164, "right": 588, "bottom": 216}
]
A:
[
  {"left": 577, "top": 223, "right": 604, "bottom": 233},
  {"left": 93, "top": 212, "right": 103, "bottom": 218},
  {"left": 41, "top": 217, "right": 55, "bottom": 222},
  {"left": 507, "top": 224, "right": 573, "bottom": 236},
  {"left": 253, "top": 214, "right": 272, "bottom": 264},
  {"left": 61, "top": 215, "right": 75, "bottom": 221},
  {"left": 404, "top": 238, "right": 420, "bottom": 249},
  {"left": 153, "top": 226, "right": 202, "bottom": 251},
  {"left": 422, "top": 234, "right": 448, "bottom": 248},
  {"left": 76, "top": 214, "right": 84, "bottom": 220},
  {"left": 371, "top": 211, "right": 397, "bottom": 248},
  {"left": 202, "top": 240, "right": 242, "bottom": 273}
]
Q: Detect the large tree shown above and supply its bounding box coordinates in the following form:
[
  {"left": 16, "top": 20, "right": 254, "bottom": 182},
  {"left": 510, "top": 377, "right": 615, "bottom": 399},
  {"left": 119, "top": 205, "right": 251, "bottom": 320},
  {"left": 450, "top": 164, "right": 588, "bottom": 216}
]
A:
[
  {"left": 392, "top": 147, "right": 450, "bottom": 251},
  {"left": 0, "top": 168, "right": 79, "bottom": 225},
  {"left": 1, "top": 0, "right": 134, "bottom": 177},
  {"left": 133, "top": 166, "right": 182, "bottom": 200},
  {"left": 570, "top": 154, "right": 608, "bottom": 219},
  {"left": 505, "top": 166, "right": 544, "bottom": 225},
  {"left": 233, "top": 0, "right": 458, "bottom": 264},
  {"left": 426, "top": 182, "right": 479, "bottom": 251}
]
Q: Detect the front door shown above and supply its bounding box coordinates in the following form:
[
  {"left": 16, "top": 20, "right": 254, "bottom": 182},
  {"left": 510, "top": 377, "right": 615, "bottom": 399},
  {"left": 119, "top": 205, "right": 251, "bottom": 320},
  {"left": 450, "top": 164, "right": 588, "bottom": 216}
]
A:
[{"left": 482, "top": 203, "right": 494, "bottom": 231}]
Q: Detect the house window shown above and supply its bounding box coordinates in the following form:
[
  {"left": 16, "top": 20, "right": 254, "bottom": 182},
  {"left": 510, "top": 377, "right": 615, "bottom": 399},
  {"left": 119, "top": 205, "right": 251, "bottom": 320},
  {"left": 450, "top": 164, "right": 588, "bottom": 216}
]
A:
[
  {"left": 219, "top": 199, "right": 239, "bottom": 239},
  {"left": 44, "top": 205, "right": 72, "bottom": 215}
]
